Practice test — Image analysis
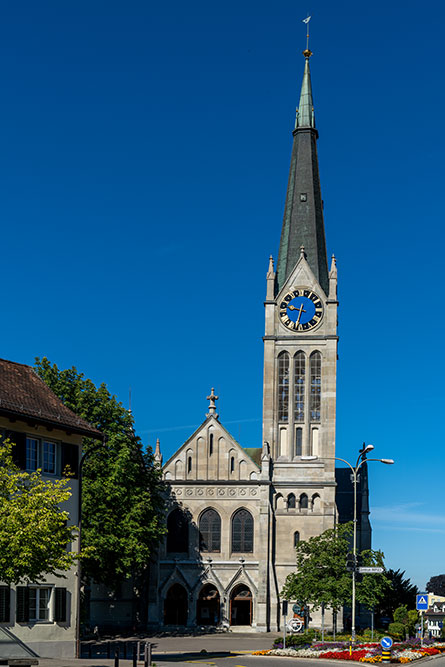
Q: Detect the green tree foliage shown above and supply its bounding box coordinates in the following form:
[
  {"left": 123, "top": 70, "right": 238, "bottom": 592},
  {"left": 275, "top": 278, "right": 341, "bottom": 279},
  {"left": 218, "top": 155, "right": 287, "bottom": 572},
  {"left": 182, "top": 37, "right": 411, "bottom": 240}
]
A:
[
  {"left": 407, "top": 609, "right": 419, "bottom": 636},
  {"left": 282, "top": 523, "right": 353, "bottom": 612},
  {"left": 375, "top": 569, "right": 418, "bottom": 618},
  {"left": 426, "top": 574, "right": 445, "bottom": 596},
  {"left": 34, "top": 357, "right": 166, "bottom": 588},
  {"left": 281, "top": 523, "right": 389, "bottom": 614},
  {"left": 0, "top": 440, "right": 78, "bottom": 583},
  {"left": 392, "top": 606, "right": 419, "bottom": 638},
  {"left": 356, "top": 549, "right": 391, "bottom": 610},
  {"left": 394, "top": 605, "right": 409, "bottom": 625}
]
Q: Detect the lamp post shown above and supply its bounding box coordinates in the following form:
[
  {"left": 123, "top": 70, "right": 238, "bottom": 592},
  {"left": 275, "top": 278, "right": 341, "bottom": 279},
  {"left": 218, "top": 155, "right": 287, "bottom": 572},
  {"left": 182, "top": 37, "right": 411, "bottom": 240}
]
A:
[{"left": 302, "top": 446, "right": 394, "bottom": 643}]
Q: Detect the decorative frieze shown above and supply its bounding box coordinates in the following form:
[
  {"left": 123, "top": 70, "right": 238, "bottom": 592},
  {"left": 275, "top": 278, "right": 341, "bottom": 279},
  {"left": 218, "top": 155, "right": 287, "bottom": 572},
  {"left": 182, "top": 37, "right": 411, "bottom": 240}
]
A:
[{"left": 171, "top": 487, "right": 260, "bottom": 499}]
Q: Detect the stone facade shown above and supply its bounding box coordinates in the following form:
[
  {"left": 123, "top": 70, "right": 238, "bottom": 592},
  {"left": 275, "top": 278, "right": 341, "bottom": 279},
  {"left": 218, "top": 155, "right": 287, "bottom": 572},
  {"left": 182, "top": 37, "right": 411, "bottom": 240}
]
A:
[{"left": 148, "top": 52, "right": 368, "bottom": 633}]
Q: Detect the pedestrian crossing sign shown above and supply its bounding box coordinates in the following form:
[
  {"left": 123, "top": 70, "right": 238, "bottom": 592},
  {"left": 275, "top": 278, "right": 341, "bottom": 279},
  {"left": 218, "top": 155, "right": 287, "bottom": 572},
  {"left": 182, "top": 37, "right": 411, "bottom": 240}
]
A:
[{"left": 416, "top": 594, "right": 428, "bottom": 611}]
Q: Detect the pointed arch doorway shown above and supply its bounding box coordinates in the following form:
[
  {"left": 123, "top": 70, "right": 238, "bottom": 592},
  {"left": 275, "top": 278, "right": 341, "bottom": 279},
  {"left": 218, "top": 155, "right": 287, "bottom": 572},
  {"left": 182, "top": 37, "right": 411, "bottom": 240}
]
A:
[
  {"left": 230, "top": 584, "right": 252, "bottom": 626},
  {"left": 164, "top": 583, "right": 188, "bottom": 626},
  {"left": 196, "top": 584, "right": 220, "bottom": 625}
]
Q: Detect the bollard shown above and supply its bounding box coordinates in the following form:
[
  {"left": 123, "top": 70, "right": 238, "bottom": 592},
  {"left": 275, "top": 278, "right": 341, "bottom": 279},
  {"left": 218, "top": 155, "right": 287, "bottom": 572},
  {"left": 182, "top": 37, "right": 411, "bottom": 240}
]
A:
[
  {"left": 144, "top": 642, "right": 151, "bottom": 667},
  {"left": 382, "top": 649, "right": 391, "bottom": 663},
  {"left": 114, "top": 647, "right": 120, "bottom": 667},
  {"left": 132, "top": 645, "right": 137, "bottom": 667},
  {"left": 137, "top": 641, "right": 141, "bottom": 661}
]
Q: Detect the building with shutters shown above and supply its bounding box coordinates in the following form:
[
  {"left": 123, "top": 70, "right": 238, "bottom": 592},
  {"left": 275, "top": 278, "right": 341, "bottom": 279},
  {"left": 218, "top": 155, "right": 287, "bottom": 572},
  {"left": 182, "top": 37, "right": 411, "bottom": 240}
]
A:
[
  {"left": 146, "top": 49, "right": 372, "bottom": 633},
  {"left": 0, "top": 358, "right": 102, "bottom": 657}
]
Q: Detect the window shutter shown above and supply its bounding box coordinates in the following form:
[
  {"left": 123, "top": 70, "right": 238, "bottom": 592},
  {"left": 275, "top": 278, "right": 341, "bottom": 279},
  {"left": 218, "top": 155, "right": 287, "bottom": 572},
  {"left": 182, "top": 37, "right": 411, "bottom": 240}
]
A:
[
  {"left": 0, "top": 586, "right": 10, "bottom": 623},
  {"left": 9, "top": 431, "right": 27, "bottom": 470},
  {"left": 61, "top": 443, "right": 79, "bottom": 478},
  {"left": 16, "top": 587, "right": 29, "bottom": 622},
  {"left": 54, "top": 588, "right": 67, "bottom": 622}
]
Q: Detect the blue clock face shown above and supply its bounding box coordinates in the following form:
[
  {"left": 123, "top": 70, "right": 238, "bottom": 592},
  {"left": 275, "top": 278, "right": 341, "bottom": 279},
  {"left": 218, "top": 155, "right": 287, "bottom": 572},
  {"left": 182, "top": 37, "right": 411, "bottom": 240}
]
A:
[{"left": 279, "top": 289, "right": 323, "bottom": 331}]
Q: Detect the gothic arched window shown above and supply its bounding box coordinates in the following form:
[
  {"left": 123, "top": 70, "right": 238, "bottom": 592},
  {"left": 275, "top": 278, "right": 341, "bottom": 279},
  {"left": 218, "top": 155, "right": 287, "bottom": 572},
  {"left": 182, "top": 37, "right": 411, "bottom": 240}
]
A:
[
  {"left": 209, "top": 433, "right": 213, "bottom": 456},
  {"left": 287, "top": 493, "right": 296, "bottom": 509},
  {"left": 299, "top": 493, "right": 308, "bottom": 510},
  {"left": 199, "top": 508, "right": 221, "bottom": 552},
  {"left": 310, "top": 351, "right": 321, "bottom": 422},
  {"left": 167, "top": 508, "right": 189, "bottom": 553},
  {"left": 294, "top": 351, "right": 305, "bottom": 422},
  {"left": 232, "top": 509, "right": 254, "bottom": 553},
  {"left": 294, "top": 531, "right": 300, "bottom": 547},
  {"left": 278, "top": 352, "right": 290, "bottom": 422}
]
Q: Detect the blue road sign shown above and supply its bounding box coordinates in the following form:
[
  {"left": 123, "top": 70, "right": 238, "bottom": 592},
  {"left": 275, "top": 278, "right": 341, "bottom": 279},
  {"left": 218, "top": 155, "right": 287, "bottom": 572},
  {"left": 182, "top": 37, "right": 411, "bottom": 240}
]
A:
[
  {"left": 381, "top": 637, "right": 393, "bottom": 649},
  {"left": 416, "top": 593, "right": 429, "bottom": 611}
]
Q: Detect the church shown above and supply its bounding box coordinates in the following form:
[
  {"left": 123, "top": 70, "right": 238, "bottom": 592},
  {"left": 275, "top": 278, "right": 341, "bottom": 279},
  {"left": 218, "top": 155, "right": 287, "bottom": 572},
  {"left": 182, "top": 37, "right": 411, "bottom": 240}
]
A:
[{"left": 147, "top": 47, "right": 371, "bottom": 633}]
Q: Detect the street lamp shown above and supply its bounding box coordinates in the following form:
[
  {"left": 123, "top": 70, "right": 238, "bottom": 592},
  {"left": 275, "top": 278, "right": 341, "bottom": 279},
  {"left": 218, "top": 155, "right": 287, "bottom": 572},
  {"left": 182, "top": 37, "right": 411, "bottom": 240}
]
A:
[{"left": 302, "top": 446, "right": 394, "bottom": 642}]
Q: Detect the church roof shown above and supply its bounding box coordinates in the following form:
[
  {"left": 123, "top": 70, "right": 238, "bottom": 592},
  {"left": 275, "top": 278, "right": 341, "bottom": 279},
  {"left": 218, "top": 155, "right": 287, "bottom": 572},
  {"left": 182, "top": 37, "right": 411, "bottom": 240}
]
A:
[
  {"left": 276, "top": 50, "right": 329, "bottom": 295},
  {"left": 0, "top": 358, "right": 103, "bottom": 438},
  {"left": 243, "top": 447, "right": 262, "bottom": 466}
]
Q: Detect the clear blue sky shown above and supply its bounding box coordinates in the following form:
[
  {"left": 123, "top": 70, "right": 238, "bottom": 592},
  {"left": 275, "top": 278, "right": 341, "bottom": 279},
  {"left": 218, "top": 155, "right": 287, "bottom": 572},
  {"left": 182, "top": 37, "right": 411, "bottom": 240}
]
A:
[{"left": 2, "top": 0, "right": 444, "bottom": 592}]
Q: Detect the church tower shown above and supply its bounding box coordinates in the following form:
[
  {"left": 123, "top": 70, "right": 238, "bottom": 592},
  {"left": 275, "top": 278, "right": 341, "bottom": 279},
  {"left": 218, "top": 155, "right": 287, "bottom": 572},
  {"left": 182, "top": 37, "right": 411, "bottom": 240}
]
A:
[{"left": 262, "top": 48, "right": 338, "bottom": 477}]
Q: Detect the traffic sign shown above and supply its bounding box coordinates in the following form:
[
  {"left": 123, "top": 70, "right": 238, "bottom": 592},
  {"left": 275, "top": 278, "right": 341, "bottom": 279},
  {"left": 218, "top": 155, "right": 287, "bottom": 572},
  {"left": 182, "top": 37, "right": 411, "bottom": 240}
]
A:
[
  {"left": 416, "top": 593, "right": 429, "bottom": 611},
  {"left": 381, "top": 636, "right": 393, "bottom": 649},
  {"left": 358, "top": 567, "right": 384, "bottom": 574}
]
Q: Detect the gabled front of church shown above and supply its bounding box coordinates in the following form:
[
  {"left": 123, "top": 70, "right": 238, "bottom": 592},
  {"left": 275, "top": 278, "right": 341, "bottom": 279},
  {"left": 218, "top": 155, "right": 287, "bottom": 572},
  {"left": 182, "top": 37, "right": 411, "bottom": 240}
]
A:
[{"left": 148, "top": 49, "right": 368, "bottom": 632}]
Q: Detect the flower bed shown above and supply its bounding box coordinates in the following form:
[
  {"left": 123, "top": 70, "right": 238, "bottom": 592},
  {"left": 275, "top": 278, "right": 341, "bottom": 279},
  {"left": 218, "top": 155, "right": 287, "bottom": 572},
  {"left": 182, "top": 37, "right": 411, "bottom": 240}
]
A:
[{"left": 258, "top": 638, "right": 445, "bottom": 662}]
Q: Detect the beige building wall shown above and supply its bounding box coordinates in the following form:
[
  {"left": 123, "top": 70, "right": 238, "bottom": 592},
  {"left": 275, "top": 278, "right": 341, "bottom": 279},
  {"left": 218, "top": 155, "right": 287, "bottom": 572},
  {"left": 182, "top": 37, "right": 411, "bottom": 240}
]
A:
[{"left": 0, "top": 419, "right": 82, "bottom": 657}]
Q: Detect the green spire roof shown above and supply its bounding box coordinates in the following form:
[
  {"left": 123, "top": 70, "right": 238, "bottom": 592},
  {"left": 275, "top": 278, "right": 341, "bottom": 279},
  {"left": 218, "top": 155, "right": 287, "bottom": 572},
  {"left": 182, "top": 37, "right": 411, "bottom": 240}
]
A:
[
  {"left": 276, "top": 50, "right": 329, "bottom": 295},
  {"left": 296, "top": 51, "right": 315, "bottom": 128}
]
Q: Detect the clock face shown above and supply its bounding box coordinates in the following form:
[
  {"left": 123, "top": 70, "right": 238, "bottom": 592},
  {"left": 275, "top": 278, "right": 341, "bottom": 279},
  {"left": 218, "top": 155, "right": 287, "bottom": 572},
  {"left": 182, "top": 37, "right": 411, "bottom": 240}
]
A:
[{"left": 279, "top": 289, "right": 324, "bottom": 331}]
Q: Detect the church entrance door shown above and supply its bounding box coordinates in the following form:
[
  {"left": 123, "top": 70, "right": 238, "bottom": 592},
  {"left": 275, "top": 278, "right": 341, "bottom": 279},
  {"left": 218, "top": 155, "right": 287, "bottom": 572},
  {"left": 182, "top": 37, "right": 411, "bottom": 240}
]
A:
[
  {"left": 230, "top": 584, "right": 252, "bottom": 626},
  {"left": 164, "top": 583, "right": 188, "bottom": 626},
  {"left": 196, "top": 584, "right": 220, "bottom": 625}
]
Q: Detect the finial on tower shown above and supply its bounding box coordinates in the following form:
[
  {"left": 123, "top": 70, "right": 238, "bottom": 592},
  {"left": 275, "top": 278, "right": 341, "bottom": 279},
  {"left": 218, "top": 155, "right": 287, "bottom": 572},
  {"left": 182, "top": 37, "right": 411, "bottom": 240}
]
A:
[
  {"left": 206, "top": 388, "right": 219, "bottom": 419},
  {"left": 154, "top": 438, "right": 163, "bottom": 466},
  {"left": 300, "top": 245, "right": 306, "bottom": 259}
]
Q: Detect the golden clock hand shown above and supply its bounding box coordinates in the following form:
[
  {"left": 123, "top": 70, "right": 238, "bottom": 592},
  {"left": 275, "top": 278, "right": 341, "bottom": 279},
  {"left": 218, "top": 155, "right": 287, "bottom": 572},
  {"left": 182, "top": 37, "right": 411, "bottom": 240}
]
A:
[
  {"left": 295, "top": 303, "right": 305, "bottom": 325},
  {"left": 288, "top": 304, "right": 297, "bottom": 311}
]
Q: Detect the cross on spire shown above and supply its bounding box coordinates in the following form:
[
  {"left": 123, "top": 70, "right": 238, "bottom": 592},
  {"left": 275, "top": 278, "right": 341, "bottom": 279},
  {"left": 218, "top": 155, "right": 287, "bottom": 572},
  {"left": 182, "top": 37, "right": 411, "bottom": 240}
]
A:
[{"left": 206, "top": 388, "right": 219, "bottom": 419}]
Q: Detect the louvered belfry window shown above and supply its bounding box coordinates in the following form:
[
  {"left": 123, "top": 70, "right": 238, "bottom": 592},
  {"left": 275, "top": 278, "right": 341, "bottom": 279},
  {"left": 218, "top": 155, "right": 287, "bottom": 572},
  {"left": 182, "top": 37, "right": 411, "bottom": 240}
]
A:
[
  {"left": 277, "top": 352, "right": 290, "bottom": 421},
  {"left": 310, "top": 351, "right": 321, "bottom": 422},
  {"left": 294, "top": 351, "right": 305, "bottom": 422},
  {"left": 232, "top": 509, "right": 254, "bottom": 553},
  {"left": 199, "top": 509, "right": 221, "bottom": 552}
]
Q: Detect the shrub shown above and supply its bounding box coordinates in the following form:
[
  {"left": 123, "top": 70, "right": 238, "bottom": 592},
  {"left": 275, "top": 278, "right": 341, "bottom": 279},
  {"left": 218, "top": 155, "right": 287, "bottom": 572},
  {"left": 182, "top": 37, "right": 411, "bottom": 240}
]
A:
[
  {"left": 388, "top": 622, "right": 405, "bottom": 639},
  {"left": 273, "top": 631, "right": 314, "bottom": 648}
]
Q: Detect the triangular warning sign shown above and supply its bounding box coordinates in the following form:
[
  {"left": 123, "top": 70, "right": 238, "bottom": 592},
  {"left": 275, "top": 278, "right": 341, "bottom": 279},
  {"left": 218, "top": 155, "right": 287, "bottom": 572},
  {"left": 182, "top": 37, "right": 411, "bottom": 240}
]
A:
[{"left": 419, "top": 596, "right": 427, "bottom": 604}]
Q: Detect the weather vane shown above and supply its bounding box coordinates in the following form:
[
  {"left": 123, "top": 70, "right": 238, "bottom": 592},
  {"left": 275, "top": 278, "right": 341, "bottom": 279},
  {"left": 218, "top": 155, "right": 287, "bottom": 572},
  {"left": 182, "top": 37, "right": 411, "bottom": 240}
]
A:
[{"left": 302, "top": 14, "right": 311, "bottom": 54}]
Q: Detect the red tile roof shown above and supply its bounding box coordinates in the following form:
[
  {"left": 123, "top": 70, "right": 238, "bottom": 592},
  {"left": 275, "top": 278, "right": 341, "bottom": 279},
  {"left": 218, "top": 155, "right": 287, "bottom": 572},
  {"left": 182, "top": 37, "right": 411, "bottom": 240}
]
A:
[{"left": 0, "top": 358, "right": 103, "bottom": 438}]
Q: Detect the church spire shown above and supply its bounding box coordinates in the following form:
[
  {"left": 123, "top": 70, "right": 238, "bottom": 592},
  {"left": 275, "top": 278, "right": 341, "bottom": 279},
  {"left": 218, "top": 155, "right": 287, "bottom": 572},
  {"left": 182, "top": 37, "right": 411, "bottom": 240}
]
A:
[{"left": 276, "top": 50, "right": 329, "bottom": 296}]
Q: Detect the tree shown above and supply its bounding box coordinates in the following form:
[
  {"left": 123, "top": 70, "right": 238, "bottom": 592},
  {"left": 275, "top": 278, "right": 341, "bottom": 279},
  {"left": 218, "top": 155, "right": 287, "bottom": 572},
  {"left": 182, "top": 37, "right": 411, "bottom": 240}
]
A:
[
  {"left": 426, "top": 574, "right": 445, "bottom": 597},
  {"left": 375, "top": 569, "right": 418, "bottom": 619},
  {"left": 0, "top": 439, "right": 78, "bottom": 584},
  {"left": 34, "top": 357, "right": 166, "bottom": 623},
  {"left": 282, "top": 523, "right": 353, "bottom": 615},
  {"left": 356, "top": 550, "right": 391, "bottom": 612},
  {"left": 282, "top": 523, "right": 390, "bottom": 631}
]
